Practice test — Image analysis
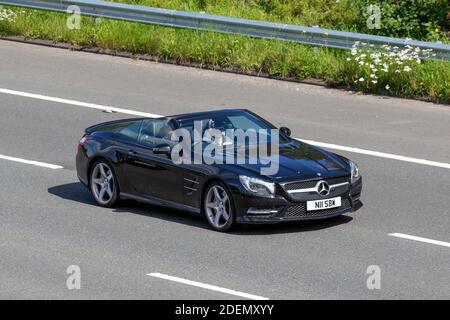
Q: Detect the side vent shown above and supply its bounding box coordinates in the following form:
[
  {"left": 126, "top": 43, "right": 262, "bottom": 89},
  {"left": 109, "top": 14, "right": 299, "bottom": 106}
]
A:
[{"left": 183, "top": 177, "right": 199, "bottom": 195}]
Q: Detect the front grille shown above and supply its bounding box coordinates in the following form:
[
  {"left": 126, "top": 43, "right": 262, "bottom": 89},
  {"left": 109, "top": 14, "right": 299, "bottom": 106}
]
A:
[
  {"left": 281, "top": 176, "right": 350, "bottom": 202},
  {"left": 283, "top": 180, "right": 317, "bottom": 190},
  {"left": 282, "top": 176, "right": 349, "bottom": 191},
  {"left": 283, "top": 198, "right": 352, "bottom": 219}
]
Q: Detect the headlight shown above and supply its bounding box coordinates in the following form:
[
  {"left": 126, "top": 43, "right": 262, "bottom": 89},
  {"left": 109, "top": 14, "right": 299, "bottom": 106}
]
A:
[
  {"left": 350, "top": 160, "right": 360, "bottom": 183},
  {"left": 239, "top": 175, "right": 275, "bottom": 197}
]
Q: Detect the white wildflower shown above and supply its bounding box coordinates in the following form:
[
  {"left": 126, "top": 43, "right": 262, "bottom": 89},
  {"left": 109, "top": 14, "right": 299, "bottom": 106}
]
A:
[
  {"left": 0, "top": 8, "right": 17, "bottom": 22},
  {"left": 351, "top": 42, "right": 420, "bottom": 85}
]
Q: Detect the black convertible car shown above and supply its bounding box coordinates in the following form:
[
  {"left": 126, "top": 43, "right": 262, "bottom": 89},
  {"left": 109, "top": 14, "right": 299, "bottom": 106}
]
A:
[{"left": 76, "top": 109, "right": 362, "bottom": 231}]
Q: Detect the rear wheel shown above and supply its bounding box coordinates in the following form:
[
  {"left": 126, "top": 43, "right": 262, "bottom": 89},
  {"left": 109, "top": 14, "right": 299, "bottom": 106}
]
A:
[
  {"left": 90, "top": 160, "right": 119, "bottom": 207},
  {"left": 204, "top": 182, "right": 235, "bottom": 232}
]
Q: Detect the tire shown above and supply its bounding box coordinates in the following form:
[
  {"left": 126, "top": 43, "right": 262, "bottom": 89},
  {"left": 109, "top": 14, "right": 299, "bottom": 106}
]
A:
[
  {"left": 89, "top": 159, "right": 119, "bottom": 208},
  {"left": 203, "top": 181, "right": 235, "bottom": 232}
]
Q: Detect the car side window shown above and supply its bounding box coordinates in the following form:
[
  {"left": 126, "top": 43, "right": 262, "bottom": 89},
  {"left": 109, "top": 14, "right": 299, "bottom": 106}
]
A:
[
  {"left": 138, "top": 119, "right": 177, "bottom": 148},
  {"left": 116, "top": 120, "right": 142, "bottom": 142}
]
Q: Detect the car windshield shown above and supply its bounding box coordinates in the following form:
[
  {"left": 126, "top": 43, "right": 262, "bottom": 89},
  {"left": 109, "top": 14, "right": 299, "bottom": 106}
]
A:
[{"left": 176, "top": 111, "right": 290, "bottom": 147}]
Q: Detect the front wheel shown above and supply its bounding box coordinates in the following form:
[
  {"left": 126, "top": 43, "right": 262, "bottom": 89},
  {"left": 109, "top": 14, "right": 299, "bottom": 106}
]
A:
[
  {"left": 90, "top": 160, "right": 119, "bottom": 207},
  {"left": 204, "top": 182, "right": 235, "bottom": 232}
]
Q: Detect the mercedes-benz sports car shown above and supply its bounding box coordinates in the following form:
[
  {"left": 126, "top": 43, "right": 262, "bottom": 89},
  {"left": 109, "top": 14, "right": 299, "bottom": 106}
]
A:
[{"left": 76, "top": 109, "right": 362, "bottom": 231}]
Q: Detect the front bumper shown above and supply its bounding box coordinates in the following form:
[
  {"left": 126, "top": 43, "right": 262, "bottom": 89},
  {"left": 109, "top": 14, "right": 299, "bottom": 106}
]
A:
[{"left": 234, "top": 177, "right": 363, "bottom": 224}]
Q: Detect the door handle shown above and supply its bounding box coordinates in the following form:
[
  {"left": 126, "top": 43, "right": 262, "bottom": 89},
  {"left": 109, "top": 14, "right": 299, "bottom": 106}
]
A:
[
  {"left": 127, "top": 151, "right": 156, "bottom": 168},
  {"left": 134, "top": 160, "right": 157, "bottom": 168},
  {"left": 127, "top": 150, "right": 138, "bottom": 160}
]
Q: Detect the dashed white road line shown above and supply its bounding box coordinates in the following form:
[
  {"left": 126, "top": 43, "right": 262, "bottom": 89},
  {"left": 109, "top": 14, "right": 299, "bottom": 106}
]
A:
[
  {"left": 389, "top": 233, "right": 450, "bottom": 248},
  {"left": 0, "top": 154, "right": 63, "bottom": 169},
  {"left": 147, "top": 273, "right": 269, "bottom": 300},
  {"left": 2, "top": 87, "right": 450, "bottom": 170}
]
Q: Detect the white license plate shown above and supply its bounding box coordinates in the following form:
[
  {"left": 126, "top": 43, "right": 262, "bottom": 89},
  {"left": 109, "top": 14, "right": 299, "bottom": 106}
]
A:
[{"left": 307, "top": 197, "right": 341, "bottom": 211}]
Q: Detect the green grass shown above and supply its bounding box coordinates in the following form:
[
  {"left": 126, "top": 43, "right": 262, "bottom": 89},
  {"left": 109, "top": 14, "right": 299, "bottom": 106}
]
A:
[
  {"left": 109, "top": 0, "right": 449, "bottom": 43},
  {"left": 0, "top": 5, "right": 449, "bottom": 103}
]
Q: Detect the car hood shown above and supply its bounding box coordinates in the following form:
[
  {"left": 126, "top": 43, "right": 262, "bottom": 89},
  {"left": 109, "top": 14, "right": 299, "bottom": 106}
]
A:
[{"left": 222, "top": 140, "right": 350, "bottom": 182}]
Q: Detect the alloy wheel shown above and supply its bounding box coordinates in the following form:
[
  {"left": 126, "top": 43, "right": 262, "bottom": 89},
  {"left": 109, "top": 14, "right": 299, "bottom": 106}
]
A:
[
  {"left": 205, "top": 185, "right": 232, "bottom": 229},
  {"left": 91, "top": 162, "right": 115, "bottom": 206}
]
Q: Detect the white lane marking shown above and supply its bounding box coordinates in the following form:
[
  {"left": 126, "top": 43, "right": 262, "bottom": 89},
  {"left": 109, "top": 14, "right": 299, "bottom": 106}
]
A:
[
  {"left": 0, "top": 88, "right": 160, "bottom": 118},
  {"left": 2, "top": 87, "right": 450, "bottom": 170},
  {"left": 300, "top": 139, "right": 450, "bottom": 170},
  {"left": 389, "top": 233, "right": 450, "bottom": 248},
  {"left": 0, "top": 154, "right": 63, "bottom": 169},
  {"left": 147, "top": 273, "right": 269, "bottom": 300}
]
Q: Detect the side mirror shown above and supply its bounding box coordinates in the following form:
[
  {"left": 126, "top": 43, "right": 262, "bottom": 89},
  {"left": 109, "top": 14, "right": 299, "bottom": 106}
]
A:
[
  {"left": 279, "top": 126, "right": 291, "bottom": 137},
  {"left": 153, "top": 143, "right": 171, "bottom": 157}
]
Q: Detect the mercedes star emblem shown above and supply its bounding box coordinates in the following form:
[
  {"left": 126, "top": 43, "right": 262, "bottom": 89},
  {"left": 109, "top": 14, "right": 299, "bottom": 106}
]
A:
[{"left": 316, "top": 180, "right": 330, "bottom": 197}]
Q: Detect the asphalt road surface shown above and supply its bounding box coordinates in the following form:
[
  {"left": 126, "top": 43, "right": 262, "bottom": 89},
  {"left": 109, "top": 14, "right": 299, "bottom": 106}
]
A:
[{"left": 0, "top": 40, "right": 449, "bottom": 299}]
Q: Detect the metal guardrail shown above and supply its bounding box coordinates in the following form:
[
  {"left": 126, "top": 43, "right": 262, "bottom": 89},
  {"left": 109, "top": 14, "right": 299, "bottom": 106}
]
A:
[{"left": 1, "top": 0, "right": 449, "bottom": 60}]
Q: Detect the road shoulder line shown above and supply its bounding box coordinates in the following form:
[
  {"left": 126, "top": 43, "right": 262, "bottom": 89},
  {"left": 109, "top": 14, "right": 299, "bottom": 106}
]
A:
[{"left": 2, "top": 86, "right": 450, "bottom": 170}]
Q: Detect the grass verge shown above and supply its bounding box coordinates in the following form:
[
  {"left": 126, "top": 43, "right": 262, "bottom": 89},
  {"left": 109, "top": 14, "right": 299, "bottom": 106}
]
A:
[{"left": 0, "top": 7, "right": 449, "bottom": 103}]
